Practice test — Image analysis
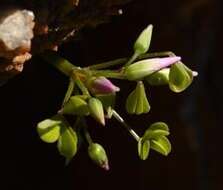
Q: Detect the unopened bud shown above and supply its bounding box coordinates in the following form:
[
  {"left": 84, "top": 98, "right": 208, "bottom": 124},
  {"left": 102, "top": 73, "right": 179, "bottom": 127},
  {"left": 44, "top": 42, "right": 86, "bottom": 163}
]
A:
[
  {"left": 61, "top": 96, "right": 89, "bottom": 115},
  {"left": 87, "top": 77, "right": 120, "bottom": 95},
  {"left": 134, "top": 25, "right": 153, "bottom": 55},
  {"left": 88, "top": 98, "right": 105, "bottom": 126},
  {"left": 88, "top": 143, "right": 109, "bottom": 170},
  {"left": 125, "top": 56, "right": 181, "bottom": 81}
]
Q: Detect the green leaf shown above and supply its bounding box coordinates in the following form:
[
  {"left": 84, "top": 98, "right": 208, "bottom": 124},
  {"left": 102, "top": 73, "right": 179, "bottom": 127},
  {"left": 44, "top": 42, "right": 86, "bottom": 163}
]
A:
[
  {"left": 37, "top": 116, "right": 62, "bottom": 143},
  {"left": 134, "top": 25, "right": 153, "bottom": 55},
  {"left": 144, "top": 122, "right": 169, "bottom": 138},
  {"left": 150, "top": 136, "right": 171, "bottom": 156},
  {"left": 143, "top": 129, "right": 169, "bottom": 140},
  {"left": 169, "top": 62, "right": 193, "bottom": 93},
  {"left": 149, "top": 122, "right": 169, "bottom": 131},
  {"left": 57, "top": 125, "right": 78, "bottom": 159},
  {"left": 138, "top": 138, "right": 150, "bottom": 160}
]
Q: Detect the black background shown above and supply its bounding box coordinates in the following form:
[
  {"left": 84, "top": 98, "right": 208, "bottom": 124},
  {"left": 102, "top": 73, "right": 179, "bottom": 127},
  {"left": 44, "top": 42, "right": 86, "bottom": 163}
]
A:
[{"left": 1, "top": 0, "right": 223, "bottom": 190}]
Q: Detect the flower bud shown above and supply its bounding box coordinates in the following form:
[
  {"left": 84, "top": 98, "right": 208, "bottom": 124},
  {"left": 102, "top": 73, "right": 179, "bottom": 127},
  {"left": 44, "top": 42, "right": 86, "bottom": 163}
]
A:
[
  {"left": 87, "top": 77, "right": 120, "bottom": 95},
  {"left": 61, "top": 96, "right": 89, "bottom": 115},
  {"left": 134, "top": 25, "right": 153, "bottom": 55},
  {"left": 126, "top": 81, "right": 150, "bottom": 115},
  {"left": 125, "top": 56, "right": 181, "bottom": 81},
  {"left": 88, "top": 143, "right": 109, "bottom": 170},
  {"left": 146, "top": 68, "right": 170, "bottom": 86},
  {"left": 88, "top": 97, "right": 105, "bottom": 126},
  {"left": 57, "top": 125, "right": 78, "bottom": 160}
]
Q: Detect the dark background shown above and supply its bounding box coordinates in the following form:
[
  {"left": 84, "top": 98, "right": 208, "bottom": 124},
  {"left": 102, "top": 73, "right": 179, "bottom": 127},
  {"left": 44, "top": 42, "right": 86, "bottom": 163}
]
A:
[{"left": 1, "top": 0, "right": 223, "bottom": 190}]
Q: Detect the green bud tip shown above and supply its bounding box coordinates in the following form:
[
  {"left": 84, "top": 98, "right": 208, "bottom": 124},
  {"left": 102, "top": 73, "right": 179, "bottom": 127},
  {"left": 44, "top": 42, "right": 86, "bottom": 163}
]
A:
[
  {"left": 88, "top": 98, "right": 105, "bottom": 126},
  {"left": 134, "top": 24, "right": 153, "bottom": 54}
]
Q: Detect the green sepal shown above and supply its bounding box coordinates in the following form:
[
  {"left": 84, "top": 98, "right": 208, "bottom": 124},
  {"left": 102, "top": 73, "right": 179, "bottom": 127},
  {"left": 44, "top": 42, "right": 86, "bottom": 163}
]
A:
[
  {"left": 57, "top": 125, "right": 78, "bottom": 160},
  {"left": 37, "top": 115, "right": 62, "bottom": 143},
  {"left": 146, "top": 68, "right": 169, "bottom": 86},
  {"left": 61, "top": 96, "right": 89, "bottom": 115},
  {"left": 88, "top": 97, "right": 105, "bottom": 126},
  {"left": 169, "top": 62, "right": 193, "bottom": 93},
  {"left": 150, "top": 136, "right": 171, "bottom": 156},
  {"left": 126, "top": 81, "right": 150, "bottom": 115},
  {"left": 126, "top": 88, "right": 137, "bottom": 114},
  {"left": 138, "top": 138, "right": 150, "bottom": 160},
  {"left": 143, "top": 122, "right": 169, "bottom": 140},
  {"left": 95, "top": 93, "right": 116, "bottom": 110},
  {"left": 134, "top": 25, "right": 153, "bottom": 55}
]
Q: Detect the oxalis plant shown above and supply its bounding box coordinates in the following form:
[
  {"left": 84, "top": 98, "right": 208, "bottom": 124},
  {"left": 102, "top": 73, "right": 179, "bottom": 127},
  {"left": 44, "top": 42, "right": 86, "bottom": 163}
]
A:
[{"left": 37, "top": 25, "right": 198, "bottom": 170}]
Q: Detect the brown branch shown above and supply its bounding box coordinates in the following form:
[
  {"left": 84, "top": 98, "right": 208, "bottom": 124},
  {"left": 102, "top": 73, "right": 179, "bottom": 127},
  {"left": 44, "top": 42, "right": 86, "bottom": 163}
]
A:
[{"left": 0, "top": 0, "right": 132, "bottom": 83}]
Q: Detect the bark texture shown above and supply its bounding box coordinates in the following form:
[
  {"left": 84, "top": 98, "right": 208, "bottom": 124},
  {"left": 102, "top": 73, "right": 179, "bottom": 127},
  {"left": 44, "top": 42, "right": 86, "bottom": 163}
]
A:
[{"left": 0, "top": 0, "right": 131, "bottom": 83}]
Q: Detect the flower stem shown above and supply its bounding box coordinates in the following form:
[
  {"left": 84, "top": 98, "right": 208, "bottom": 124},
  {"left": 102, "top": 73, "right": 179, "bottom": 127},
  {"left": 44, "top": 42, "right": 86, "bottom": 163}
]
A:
[
  {"left": 112, "top": 110, "right": 140, "bottom": 142},
  {"left": 62, "top": 78, "right": 75, "bottom": 106},
  {"left": 87, "top": 51, "right": 175, "bottom": 70},
  {"left": 42, "top": 51, "right": 178, "bottom": 82},
  {"left": 91, "top": 70, "right": 125, "bottom": 79},
  {"left": 75, "top": 77, "right": 90, "bottom": 96},
  {"left": 82, "top": 119, "right": 93, "bottom": 145},
  {"left": 125, "top": 52, "right": 139, "bottom": 67},
  {"left": 42, "top": 51, "right": 77, "bottom": 76}
]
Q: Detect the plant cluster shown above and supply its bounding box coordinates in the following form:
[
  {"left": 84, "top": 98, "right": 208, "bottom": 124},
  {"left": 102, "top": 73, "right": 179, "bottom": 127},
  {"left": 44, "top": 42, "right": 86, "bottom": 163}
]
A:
[{"left": 37, "top": 25, "right": 197, "bottom": 170}]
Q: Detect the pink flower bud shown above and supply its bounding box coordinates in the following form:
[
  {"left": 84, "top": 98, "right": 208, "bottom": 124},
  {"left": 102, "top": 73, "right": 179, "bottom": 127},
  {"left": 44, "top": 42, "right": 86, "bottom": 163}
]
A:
[
  {"left": 88, "top": 77, "right": 120, "bottom": 94},
  {"left": 125, "top": 56, "right": 181, "bottom": 80}
]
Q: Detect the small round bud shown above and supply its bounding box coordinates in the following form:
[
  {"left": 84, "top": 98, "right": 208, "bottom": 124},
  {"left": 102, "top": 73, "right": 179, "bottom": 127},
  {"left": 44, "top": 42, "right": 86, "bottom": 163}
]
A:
[{"left": 88, "top": 143, "right": 109, "bottom": 170}]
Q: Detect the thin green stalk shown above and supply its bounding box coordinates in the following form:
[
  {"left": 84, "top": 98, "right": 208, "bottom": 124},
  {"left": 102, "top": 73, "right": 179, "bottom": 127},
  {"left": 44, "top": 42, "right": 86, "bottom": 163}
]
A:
[
  {"left": 87, "top": 51, "right": 175, "bottom": 70},
  {"left": 82, "top": 119, "right": 93, "bottom": 145},
  {"left": 62, "top": 78, "right": 75, "bottom": 106},
  {"left": 112, "top": 110, "right": 140, "bottom": 142},
  {"left": 75, "top": 77, "right": 90, "bottom": 96},
  {"left": 42, "top": 51, "right": 78, "bottom": 76},
  {"left": 87, "top": 58, "right": 127, "bottom": 70},
  {"left": 91, "top": 70, "right": 125, "bottom": 79},
  {"left": 43, "top": 51, "right": 175, "bottom": 80},
  {"left": 125, "top": 52, "right": 139, "bottom": 67}
]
